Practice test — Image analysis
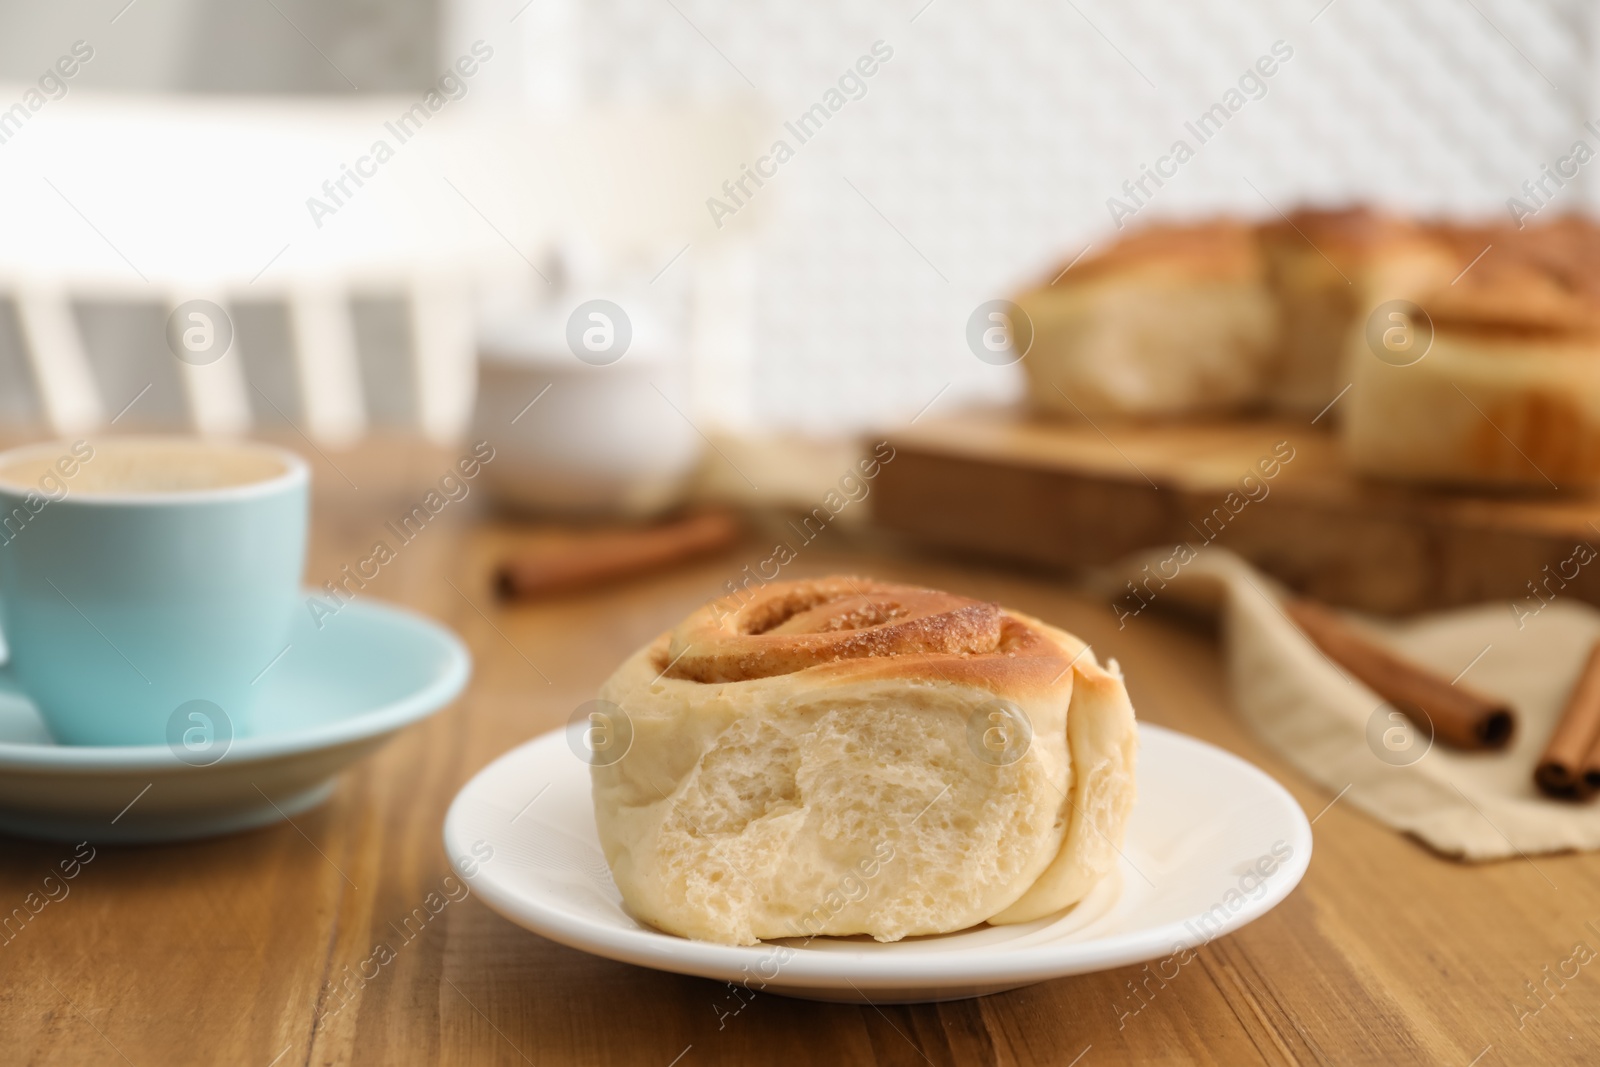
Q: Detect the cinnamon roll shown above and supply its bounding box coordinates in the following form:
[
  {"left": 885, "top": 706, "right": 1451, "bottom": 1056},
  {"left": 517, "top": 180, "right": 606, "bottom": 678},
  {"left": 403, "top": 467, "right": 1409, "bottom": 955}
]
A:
[
  {"left": 588, "top": 576, "right": 1138, "bottom": 945},
  {"left": 1342, "top": 215, "right": 1600, "bottom": 488},
  {"left": 1017, "top": 220, "right": 1279, "bottom": 419}
]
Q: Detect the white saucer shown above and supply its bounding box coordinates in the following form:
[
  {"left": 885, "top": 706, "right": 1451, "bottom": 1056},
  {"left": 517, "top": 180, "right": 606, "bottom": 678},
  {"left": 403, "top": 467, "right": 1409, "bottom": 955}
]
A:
[
  {"left": 0, "top": 596, "right": 470, "bottom": 843},
  {"left": 443, "top": 722, "right": 1312, "bottom": 1003}
]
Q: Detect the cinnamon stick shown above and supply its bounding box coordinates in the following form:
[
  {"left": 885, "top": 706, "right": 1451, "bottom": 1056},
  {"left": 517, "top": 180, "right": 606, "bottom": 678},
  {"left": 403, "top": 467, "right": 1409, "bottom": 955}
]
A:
[
  {"left": 1585, "top": 730, "right": 1600, "bottom": 797},
  {"left": 495, "top": 511, "right": 740, "bottom": 601},
  {"left": 1536, "top": 640, "right": 1600, "bottom": 800},
  {"left": 1284, "top": 597, "right": 1515, "bottom": 751}
]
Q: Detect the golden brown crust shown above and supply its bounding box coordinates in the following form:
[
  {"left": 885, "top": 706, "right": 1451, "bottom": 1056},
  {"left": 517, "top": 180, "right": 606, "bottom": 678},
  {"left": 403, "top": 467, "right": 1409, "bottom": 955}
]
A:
[
  {"left": 661, "top": 576, "right": 1078, "bottom": 694},
  {"left": 1030, "top": 219, "right": 1263, "bottom": 290},
  {"left": 1259, "top": 204, "right": 1402, "bottom": 267},
  {"left": 1054, "top": 210, "right": 1600, "bottom": 340},
  {"left": 1372, "top": 215, "right": 1600, "bottom": 339}
]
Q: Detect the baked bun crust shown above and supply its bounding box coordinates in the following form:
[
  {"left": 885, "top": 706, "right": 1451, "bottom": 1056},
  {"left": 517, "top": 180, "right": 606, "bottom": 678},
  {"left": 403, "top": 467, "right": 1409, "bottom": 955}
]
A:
[{"left": 590, "top": 576, "right": 1138, "bottom": 945}]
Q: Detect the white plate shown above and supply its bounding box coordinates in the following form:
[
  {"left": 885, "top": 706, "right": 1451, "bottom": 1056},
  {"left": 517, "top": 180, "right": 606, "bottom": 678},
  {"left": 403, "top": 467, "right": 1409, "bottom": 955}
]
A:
[
  {"left": 443, "top": 723, "right": 1312, "bottom": 1003},
  {"left": 0, "top": 596, "right": 470, "bottom": 843}
]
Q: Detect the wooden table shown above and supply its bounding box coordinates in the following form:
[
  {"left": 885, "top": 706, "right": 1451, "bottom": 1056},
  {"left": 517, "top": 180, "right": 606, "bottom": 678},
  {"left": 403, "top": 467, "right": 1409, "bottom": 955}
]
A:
[{"left": 5, "top": 441, "right": 1598, "bottom": 1066}]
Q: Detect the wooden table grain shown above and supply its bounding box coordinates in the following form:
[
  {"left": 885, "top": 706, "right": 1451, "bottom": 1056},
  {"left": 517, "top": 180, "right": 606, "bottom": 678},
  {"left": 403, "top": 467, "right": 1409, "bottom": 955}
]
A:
[{"left": 4, "top": 440, "right": 1599, "bottom": 1066}]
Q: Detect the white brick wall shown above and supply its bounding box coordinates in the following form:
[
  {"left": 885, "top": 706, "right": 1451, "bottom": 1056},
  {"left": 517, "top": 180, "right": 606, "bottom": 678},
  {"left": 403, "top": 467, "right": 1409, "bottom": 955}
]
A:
[{"left": 455, "top": 0, "right": 1596, "bottom": 434}]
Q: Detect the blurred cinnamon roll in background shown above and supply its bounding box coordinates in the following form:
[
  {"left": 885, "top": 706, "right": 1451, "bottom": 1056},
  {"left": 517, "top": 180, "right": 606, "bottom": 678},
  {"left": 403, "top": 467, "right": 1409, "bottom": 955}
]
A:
[
  {"left": 1344, "top": 214, "right": 1600, "bottom": 489},
  {"left": 1018, "top": 208, "right": 1600, "bottom": 491},
  {"left": 1015, "top": 221, "right": 1278, "bottom": 419}
]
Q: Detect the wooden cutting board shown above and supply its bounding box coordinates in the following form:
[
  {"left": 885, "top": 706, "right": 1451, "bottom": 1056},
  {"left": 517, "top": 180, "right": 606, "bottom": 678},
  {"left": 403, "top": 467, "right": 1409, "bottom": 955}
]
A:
[{"left": 871, "top": 411, "right": 1600, "bottom": 616}]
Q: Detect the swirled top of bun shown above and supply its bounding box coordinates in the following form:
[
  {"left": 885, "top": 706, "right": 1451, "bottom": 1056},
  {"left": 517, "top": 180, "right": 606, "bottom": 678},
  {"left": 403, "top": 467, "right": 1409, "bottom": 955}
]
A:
[{"left": 660, "top": 576, "right": 1081, "bottom": 697}]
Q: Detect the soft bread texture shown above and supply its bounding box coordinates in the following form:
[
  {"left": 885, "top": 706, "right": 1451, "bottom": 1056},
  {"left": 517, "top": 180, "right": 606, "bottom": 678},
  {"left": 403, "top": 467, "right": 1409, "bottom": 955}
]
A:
[
  {"left": 1018, "top": 221, "right": 1278, "bottom": 418},
  {"left": 590, "top": 576, "right": 1138, "bottom": 945},
  {"left": 1343, "top": 216, "right": 1600, "bottom": 488}
]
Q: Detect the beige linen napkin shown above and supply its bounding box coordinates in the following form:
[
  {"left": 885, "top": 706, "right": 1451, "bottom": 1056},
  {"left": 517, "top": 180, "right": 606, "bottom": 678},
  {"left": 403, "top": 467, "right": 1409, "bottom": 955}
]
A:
[{"left": 1108, "top": 547, "right": 1600, "bottom": 859}]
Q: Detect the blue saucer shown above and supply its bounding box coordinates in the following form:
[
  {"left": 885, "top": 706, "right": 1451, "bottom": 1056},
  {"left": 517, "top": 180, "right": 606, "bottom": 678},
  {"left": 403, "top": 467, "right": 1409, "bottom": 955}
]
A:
[{"left": 0, "top": 595, "right": 470, "bottom": 843}]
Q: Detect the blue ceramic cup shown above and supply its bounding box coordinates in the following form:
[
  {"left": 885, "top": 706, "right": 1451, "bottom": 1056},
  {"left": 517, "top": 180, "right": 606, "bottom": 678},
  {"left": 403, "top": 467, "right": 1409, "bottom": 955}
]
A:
[{"left": 0, "top": 437, "right": 308, "bottom": 746}]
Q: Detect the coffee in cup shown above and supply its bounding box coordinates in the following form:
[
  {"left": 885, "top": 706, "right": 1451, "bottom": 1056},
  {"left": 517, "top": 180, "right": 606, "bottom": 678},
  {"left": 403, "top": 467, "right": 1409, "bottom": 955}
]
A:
[{"left": 0, "top": 436, "right": 308, "bottom": 747}]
